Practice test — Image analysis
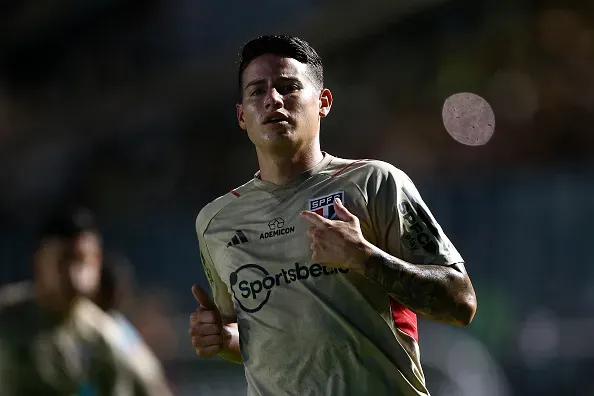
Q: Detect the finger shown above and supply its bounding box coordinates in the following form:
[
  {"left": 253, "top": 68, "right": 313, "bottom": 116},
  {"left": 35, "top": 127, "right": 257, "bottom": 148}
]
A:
[
  {"left": 333, "top": 197, "right": 355, "bottom": 222},
  {"left": 192, "top": 284, "right": 216, "bottom": 310},
  {"left": 195, "top": 344, "right": 222, "bottom": 358},
  {"left": 300, "top": 210, "right": 328, "bottom": 227},
  {"left": 192, "top": 334, "right": 223, "bottom": 348},
  {"left": 194, "top": 310, "right": 218, "bottom": 324},
  {"left": 306, "top": 227, "right": 318, "bottom": 238},
  {"left": 190, "top": 309, "right": 216, "bottom": 326},
  {"left": 189, "top": 323, "right": 222, "bottom": 337},
  {"left": 189, "top": 311, "right": 198, "bottom": 325}
]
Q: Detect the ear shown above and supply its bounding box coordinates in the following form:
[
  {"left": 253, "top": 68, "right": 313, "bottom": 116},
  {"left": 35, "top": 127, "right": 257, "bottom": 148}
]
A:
[
  {"left": 319, "top": 88, "right": 333, "bottom": 118},
  {"left": 236, "top": 103, "right": 247, "bottom": 130}
]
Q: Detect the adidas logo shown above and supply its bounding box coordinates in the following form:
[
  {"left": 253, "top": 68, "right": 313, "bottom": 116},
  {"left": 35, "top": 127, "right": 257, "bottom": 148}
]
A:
[{"left": 227, "top": 230, "right": 249, "bottom": 247}]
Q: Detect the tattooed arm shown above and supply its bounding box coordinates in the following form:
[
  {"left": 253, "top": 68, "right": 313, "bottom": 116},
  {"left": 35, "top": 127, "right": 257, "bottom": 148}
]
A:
[{"left": 363, "top": 245, "right": 477, "bottom": 326}]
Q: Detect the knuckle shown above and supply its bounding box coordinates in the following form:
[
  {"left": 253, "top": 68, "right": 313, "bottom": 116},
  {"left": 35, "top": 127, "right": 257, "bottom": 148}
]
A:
[
  {"left": 189, "top": 312, "right": 197, "bottom": 324},
  {"left": 197, "top": 311, "right": 214, "bottom": 323}
]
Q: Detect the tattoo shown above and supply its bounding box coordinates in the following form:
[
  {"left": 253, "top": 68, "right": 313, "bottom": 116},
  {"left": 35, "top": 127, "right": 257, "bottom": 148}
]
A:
[{"left": 364, "top": 251, "right": 475, "bottom": 325}]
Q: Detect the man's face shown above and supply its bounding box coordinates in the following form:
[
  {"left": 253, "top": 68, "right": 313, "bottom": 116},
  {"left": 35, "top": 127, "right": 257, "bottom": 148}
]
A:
[
  {"left": 236, "top": 54, "right": 332, "bottom": 153},
  {"left": 34, "top": 232, "right": 102, "bottom": 311}
]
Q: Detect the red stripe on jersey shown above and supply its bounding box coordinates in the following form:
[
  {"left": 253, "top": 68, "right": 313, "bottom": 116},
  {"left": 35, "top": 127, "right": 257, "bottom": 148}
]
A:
[
  {"left": 230, "top": 189, "right": 240, "bottom": 197},
  {"left": 331, "top": 159, "right": 367, "bottom": 177},
  {"left": 389, "top": 298, "right": 418, "bottom": 342}
]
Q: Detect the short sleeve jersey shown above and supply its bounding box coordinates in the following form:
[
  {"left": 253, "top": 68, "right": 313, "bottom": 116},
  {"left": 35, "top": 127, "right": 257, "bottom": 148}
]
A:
[{"left": 196, "top": 153, "right": 463, "bottom": 396}]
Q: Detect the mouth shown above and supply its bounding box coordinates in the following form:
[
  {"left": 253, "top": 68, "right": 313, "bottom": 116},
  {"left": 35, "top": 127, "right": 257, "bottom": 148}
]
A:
[{"left": 264, "top": 113, "right": 290, "bottom": 124}]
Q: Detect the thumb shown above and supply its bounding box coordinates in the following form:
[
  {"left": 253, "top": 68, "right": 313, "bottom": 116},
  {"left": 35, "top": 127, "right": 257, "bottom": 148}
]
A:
[
  {"left": 333, "top": 197, "right": 354, "bottom": 222},
  {"left": 192, "top": 284, "right": 216, "bottom": 310}
]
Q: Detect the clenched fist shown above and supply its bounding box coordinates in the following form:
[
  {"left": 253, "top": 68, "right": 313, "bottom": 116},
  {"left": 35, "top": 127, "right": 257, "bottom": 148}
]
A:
[{"left": 189, "top": 284, "right": 230, "bottom": 358}]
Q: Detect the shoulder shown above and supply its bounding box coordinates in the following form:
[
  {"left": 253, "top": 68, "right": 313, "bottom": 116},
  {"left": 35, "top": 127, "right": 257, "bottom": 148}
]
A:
[
  {"left": 100, "top": 314, "right": 166, "bottom": 391},
  {"left": 0, "top": 281, "right": 33, "bottom": 310},
  {"left": 0, "top": 285, "right": 34, "bottom": 342},
  {"left": 195, "top": 179, "right": 256, "bottom": 236},
  {"left": 0, "top": 282, "right": 34, "bottom": 327},
  {"left": 323, "top": 155, "right": 413, "bottom": 191},
  {"left": 74, "top": 299, "right": 163, "bottom": 375},
  {"left": 72, "top": 298, "right": 115, "bottom": 341}
]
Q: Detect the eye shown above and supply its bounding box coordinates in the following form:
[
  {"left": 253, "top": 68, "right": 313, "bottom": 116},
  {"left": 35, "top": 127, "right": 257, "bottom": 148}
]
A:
[
  {"left": 278, "top": 83, "right": 299, "bottom": 95},
  {"left": 250, "top": 88, "right": 264, "bottom": 96}
]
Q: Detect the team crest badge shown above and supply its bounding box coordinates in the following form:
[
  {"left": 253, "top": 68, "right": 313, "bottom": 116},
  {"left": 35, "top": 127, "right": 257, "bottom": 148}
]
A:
[{"left": 308, "top": 191, "right": 344, "bottom": 219}]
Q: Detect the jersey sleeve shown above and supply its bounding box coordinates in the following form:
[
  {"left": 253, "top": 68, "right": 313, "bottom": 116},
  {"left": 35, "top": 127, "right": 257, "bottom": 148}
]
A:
[
  {"left": 196, "top": 213, "right": 236, "bottom": 322},
  {"left": 368, "top": 164, "right": 463, "bottom": 266}
]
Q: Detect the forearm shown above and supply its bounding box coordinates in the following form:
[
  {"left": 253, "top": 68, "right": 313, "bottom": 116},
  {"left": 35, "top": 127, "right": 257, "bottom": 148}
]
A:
[
  {"left": 219, "top": 323, "right": 243, "bottom": 364},
  {"left": 363, "top": 244, "right": 476, "bottom": 326}
]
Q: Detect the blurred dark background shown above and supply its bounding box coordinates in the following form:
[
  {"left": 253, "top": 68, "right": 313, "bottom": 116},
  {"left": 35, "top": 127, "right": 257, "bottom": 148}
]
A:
[{"left": 1, "top": 1, "right": 593, "bottom": 395}]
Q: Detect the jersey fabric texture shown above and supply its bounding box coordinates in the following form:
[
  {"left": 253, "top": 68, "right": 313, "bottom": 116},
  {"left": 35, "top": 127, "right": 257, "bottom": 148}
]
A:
[
  {"left": 0, "top": 282, "right": 172, "bottom": 396},
  {"left": 196, "top": 153, "right": 463, "bottom": 396}
]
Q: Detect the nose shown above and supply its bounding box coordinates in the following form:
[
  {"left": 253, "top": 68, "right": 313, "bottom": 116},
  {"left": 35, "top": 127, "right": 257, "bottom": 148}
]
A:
[{"left": 264, "top": 88, "right": 283, "bottom": 110}]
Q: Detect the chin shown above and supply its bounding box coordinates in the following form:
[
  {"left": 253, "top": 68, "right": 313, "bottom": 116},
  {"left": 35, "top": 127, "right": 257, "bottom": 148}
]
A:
[
  {"left": 261, "top": 127, "right": 295, "bottom": 142},
  {"left": 259, "top": 135, "right": 300, "bottom": 153},
  {"left": 265, "top": 123, "right": 293, "bottom": 134}
]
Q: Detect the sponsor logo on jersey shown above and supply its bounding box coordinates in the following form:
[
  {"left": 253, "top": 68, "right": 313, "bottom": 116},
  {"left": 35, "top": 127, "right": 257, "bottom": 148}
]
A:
[
  {"left": 260, "top": 217, "right": 295, "bottom": 240},
  {"left": 308, "top": 191, "right": 344, "bottom": 219},
  {"left": 229, "top": 263, "right": 349, "bottom": 313},
  {"left": 398, "top": 191, "right": 439, "bottom": 256},
  {"left": 227, "top": 230, "right": 249, "bottom": 247}
]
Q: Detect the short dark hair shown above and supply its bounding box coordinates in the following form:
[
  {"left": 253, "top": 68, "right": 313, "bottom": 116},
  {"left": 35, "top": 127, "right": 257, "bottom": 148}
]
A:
[
  {"left": 39, "top": 206, "right": 99, "bottom": 240},
  {"left": 238, "top": 35, "right": 324, "bottom": 95}
]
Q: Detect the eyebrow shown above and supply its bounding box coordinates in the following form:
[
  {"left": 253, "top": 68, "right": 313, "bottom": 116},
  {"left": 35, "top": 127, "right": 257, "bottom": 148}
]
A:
[
  {"left": 244, "top": 79, "right": 266, "bottom": 91},
  {"left": 243, "top": 76, "right": 301, "bottom": 91}
]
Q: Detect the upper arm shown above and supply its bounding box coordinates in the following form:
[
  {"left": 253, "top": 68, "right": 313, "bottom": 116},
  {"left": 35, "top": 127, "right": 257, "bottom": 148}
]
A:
[
  {"left": 196, "top": 222, "right": 236, "bottom": 322},
  {"left": 369, "top": 165, "right": 464, "bottom": 266}
]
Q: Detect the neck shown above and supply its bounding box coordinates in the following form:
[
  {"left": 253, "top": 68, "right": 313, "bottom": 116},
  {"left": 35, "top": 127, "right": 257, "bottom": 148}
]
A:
[{"left": 256, "top": 139, "right": 324, "bottom": 185}]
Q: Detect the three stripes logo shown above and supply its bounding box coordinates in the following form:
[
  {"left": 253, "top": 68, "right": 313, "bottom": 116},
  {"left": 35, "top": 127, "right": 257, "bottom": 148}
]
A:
[{"left": 227, "top": 230, "right": 249, "bottom": 247}]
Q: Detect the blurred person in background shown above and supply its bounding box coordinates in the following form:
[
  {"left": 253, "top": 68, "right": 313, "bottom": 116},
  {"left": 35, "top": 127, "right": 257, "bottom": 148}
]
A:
[
  {"left": 189, "top": 35, "right": 477, "bottom": 396},
  {"left": 95, "top": 253, "right": 140, "bottom": 344},
  {"left": 0, "top": 206, "right": 173, "bottom": 396},
  {"left": 131, "top": 289, "right": 179, "bottom": 364},
  {"left": 96, "top": 254, "right": 179, "bottom": 394}
]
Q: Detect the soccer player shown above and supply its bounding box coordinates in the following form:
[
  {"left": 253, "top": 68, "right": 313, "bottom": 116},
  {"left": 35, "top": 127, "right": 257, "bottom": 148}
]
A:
[
  {"left": 189, "top": 35, "right": 477, "bottom": 396},
  {"left": 0, "top": 207, "right": 173, "bottom": 396}
]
